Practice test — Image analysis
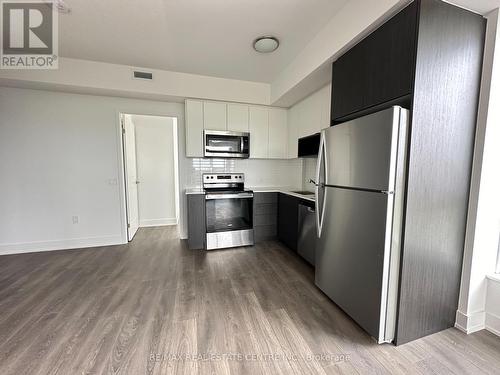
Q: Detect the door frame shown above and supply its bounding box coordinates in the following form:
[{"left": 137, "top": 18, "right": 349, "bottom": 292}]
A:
[
  {"left": 121, "top": 114, "right": 139, "bottom": 241},
  {"left": 119, "top": 112, "right": 181, "bottom": 242}
]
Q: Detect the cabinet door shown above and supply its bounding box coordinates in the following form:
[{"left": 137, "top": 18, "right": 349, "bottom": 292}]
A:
[
  {"left": 185, "top": 100, "right": 204, "bottom": 157},
  {"left": 295, "top": 100, "right": 308, "bottom": 139},
  {"left": 319, "top": 84, "right": 332, "bottom": 131},
  {"left": 249, "top": 106, "right": 269, "bottom": 159},
  {"left": 331, "top": 1, "right": 418, "bottom": 120},
  {"left": 187, "top": 194, "right": 206, "bottom": 250},
  {"left": 278, "top": 193, "right": 299, "bottom": 252},
  {"left": 253, "top": 192, "right": 278, "bottom": 243},
  {"left": 268, "top": 108, "right": 288, "bottom": 159},
  {"left": 331, "top": 41, "right": 366, "bottom": 121},
  {"left": 305, "top": 91, "right": 322, "bottom": 136},
  {"left": 227, "top": 103, "right": 249, "bottom": 132},
  {"left": 287, "top": 106, "right": 299, "bottom": 159},
  {"left": 203, "top": 101, "right": 227, "bottom": 130}
]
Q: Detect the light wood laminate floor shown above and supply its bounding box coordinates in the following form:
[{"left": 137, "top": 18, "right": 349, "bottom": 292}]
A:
[{"left": 1, "top": 226, "right": 499, "bottom": 375}]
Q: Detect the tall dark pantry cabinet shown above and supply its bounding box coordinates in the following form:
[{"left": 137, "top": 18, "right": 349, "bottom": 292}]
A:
[{"left": 330, "top": 0, "right": 485, "bottom": 344}]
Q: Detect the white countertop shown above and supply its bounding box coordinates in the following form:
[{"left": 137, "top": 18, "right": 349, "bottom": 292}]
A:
[
  {"left": 185, "top": 186, "right": 315, "bottom": 203},
  {"left": 250, "top": 186, "right": 316, "bottom": 202}
]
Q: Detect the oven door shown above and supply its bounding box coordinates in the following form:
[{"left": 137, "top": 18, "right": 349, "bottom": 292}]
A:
[
  {"left": 204, "top": 130, "right": 249, "bottom": 158},
  {"left": 205, "top": 192, "right": 254, "bottom": 249}
]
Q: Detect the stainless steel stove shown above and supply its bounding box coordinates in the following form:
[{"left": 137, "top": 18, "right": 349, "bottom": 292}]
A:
[{"left": 203, "top": 173, "right": 254, "bottom": 250}]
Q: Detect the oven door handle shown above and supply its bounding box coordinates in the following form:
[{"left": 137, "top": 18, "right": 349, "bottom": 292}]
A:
[{"left": 205, "top": 193, "right": 254, "bottom": 200}]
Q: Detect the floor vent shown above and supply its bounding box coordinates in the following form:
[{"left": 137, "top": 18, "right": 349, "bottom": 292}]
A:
[{"left": 133, "top": 71, "right": 153, "bottom": 80}]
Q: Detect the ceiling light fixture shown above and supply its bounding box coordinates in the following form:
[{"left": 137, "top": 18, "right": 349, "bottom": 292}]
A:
[{"left": 253, "top": 36, "right": 279, "bottom": 53}]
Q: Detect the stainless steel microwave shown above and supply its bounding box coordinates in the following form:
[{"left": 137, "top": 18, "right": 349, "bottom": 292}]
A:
[{"left": 204, "top": 130, "right": 250, "bottom": 158}]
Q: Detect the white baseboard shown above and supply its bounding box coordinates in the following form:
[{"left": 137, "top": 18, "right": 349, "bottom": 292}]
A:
[
  {"left": 455, "top": 309, "right": 485, "bottom": 334},
  {"left": 486, "top": 312, "right": 500, "bottom": 337},
  {"left": 0, "top": 235, "right": 124, "bottom": 256},
  {"left": 139, "top": 218, "right": 177, "bottom": 227}
]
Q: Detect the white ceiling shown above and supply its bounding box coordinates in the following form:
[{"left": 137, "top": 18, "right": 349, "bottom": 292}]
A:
[{"left": 59, "top": 0, "right": 348, "bottom": 83}]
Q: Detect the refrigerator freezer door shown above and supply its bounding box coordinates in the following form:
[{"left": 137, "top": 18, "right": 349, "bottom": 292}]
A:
[
  {"left": 315, "top": 187, "right": 392, "bottom": 341},
  {"left": 323, "top": 107, "right": 401, "bottom": 191}
]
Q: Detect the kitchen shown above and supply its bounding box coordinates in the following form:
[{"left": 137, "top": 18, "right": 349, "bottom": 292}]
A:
[
  {"left": 184, "top": 0, "right": 485, "bottom": 347},
  {"left": 1, "top": 0, "right": 500, "bottom": 374}
]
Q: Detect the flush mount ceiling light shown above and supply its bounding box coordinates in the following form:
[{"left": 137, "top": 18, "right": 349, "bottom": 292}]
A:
[{"left": 253, "top": 36, "right": 280, "bottom": 53}]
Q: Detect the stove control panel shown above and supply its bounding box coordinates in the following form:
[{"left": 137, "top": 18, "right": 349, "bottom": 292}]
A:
[{"left": 203, "top": 174, "right": 245, "bottom": 184}]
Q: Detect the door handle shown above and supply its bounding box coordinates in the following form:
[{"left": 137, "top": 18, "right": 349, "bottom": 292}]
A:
[
  {"left": 316, "top": 132, "right": 326, "bottom": 238},
  {"left": 136, "top": 180, "right": 140, "bottom": 184}
]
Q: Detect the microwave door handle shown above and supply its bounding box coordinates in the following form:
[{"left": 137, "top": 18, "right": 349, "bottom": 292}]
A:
[{"left": 241, "top": 137, "right": 244, "bottom": 153}]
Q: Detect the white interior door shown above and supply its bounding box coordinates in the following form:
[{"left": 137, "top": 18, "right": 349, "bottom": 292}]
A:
[{"left": 123, "top": 115, "right": 139, "bottom": 241}]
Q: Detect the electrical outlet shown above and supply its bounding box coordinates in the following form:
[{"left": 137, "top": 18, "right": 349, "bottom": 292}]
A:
[{"left": 72, "top": 216, "right": 79, "bottom": 224}]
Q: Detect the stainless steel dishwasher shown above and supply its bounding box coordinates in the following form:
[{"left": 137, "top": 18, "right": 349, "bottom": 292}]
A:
[{"left": 298, "top": 202, "right": 316, "bottom": 266}]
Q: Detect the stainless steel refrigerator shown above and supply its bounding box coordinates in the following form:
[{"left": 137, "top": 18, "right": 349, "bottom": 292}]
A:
[{"left": 314, "top": 106, "right": 409, "bottom": 344}]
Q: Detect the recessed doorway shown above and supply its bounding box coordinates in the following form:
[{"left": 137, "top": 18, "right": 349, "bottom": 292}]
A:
[{"left": 121, "top": 114, "right": 180, "bottom": 241}]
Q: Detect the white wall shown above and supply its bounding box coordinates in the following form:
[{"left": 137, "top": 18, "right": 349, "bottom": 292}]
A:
[
  {"left": 132, "top": 115, "right": 178, "bottom": 227},
  {"left": 0, "top": 86, "right": 190, "bottom": 254},
  {"left": 457, "top": 9, "right": 500, "bottom": 335},
  {"left": 0, "top": 57, "right": 271, "bottom": 106}
]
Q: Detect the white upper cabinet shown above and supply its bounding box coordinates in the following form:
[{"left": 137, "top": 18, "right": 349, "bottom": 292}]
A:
[
  {"left": 227, "top": 104, "right": 249, "bottom": 132},
  {"left": 185, "top": 99, "right": 204, "bottom": 157},
  {"left": 268, "top": 108, "right": 288, "bottom": 159},
  {"left": 203, "top": 101, "right": 227, "bottom": 130},
  {"left": 319, "top": 84, "right": 332, "bottom": 131},
  {"left": 287, "top": 105, "right": 299, "bottom": 159},
  {"left": 301, "top": 90, "right": 322, "bottom": 137},
  {"left": 249, "top": 106, "right": 269, "bottom": 159},
  {"left": 286, "top": 83, "right": 332, "bottom": 159},
  {"left": 185, "top": 99, "right": 293, "bottom": 159}
]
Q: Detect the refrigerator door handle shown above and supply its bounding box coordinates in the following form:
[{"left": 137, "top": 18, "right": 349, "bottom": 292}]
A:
[{"left": 316, "top": 132, "right": 327, "bottom": 238}]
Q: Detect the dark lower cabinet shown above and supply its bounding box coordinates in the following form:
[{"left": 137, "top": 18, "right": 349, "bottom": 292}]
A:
[
  {"left": 253, "top": 192, "right": 278, "bottom": 242},
  {"left": 277, "top": 193, "right": 299, "bottom": 252},
  {"left": 187, "top": 194, "right": 205, "bottom": 250}
]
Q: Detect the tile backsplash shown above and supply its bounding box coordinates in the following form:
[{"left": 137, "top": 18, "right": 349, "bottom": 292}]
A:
[
  {"left": 186, "top": 158, "right": 304, "bottom": 188},
  {"left": 302, "top": 157, "right": 318, "bottom": 192}
]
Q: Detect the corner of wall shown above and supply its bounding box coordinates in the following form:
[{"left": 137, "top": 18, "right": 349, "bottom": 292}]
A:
[{"left": 455, "top": 309, "right": 486, "bottom": 334}]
